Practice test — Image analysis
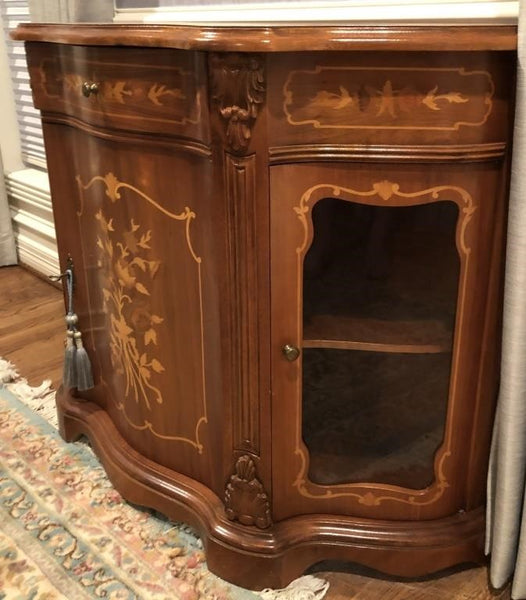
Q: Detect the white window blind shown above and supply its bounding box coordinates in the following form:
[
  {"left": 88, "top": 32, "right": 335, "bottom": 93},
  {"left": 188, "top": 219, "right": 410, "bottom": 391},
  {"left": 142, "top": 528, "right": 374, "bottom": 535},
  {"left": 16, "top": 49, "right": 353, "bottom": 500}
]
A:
[{"left": 1, "top": 0, "right": 46, "bottom": 170}]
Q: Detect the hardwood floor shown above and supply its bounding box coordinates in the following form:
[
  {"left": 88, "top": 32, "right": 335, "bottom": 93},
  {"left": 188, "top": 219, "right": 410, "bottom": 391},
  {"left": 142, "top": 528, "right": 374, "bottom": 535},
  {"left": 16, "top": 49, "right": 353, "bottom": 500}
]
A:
[
  {"left": 0, "top": 265, "right": 64, "bottom": 389},
  {"left": 0, "top": 264, "right": 510, "bottom": 599},
  {"left": 315, "top": 564, "right": 509, "bottom": 599}
]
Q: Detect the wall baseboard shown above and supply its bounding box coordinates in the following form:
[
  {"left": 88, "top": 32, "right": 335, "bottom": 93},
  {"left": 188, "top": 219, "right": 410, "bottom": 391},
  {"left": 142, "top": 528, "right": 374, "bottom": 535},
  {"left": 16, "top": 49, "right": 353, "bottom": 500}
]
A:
[{"left": 5, "top": 168, "right": 59, "bottom": 278}]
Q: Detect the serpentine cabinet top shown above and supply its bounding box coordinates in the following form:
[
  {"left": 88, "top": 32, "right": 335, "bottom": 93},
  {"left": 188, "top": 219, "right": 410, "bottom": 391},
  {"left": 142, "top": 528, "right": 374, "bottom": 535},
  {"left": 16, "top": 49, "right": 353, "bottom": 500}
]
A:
[{"left": 12, "top": 23, "right": 517, "bottom": 52}]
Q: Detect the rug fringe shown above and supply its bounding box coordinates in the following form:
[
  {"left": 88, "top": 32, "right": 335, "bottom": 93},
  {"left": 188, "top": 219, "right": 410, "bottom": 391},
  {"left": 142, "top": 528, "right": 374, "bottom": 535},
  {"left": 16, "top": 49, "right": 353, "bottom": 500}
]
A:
[
  {"left": 0, "top": 357, "right": 57, "bottom": 428},
  {"left": 0, "top": 357, "right": 19, "bottom": 383},
  {"left": 258, "top": 575, "right": 330, "bottom": 600}
]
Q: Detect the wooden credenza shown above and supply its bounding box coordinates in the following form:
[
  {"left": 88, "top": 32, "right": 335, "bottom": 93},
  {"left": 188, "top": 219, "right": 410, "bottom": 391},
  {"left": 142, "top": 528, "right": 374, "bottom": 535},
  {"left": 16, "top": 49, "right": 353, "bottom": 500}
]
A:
[{"left": 14, "top": 23, "right": 516, "bottom": 590}]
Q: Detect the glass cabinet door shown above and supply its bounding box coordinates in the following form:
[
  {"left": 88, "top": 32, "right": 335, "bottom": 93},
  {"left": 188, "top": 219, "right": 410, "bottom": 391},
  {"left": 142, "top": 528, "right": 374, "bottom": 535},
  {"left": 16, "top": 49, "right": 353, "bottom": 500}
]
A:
[
  {"left": 302, "top": 199, "right": 459, "bottom": 489},
  {"left": 270, "top": 165, "right": 481, "bottom": 521}
]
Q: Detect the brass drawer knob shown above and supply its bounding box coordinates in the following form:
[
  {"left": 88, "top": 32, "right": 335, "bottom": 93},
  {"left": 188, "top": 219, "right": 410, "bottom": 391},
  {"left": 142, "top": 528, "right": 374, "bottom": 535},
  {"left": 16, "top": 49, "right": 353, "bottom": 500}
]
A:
[
  {"left": 81, "top": 81, "right": 99, "bottom": 97},
  {"left": 282, "top": 344, "right": 300, "bottom": 362}
]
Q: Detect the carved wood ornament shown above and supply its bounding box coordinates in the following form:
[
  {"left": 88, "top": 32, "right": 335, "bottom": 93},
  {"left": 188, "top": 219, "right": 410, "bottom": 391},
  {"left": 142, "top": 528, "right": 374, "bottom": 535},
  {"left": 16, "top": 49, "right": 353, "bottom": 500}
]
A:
[
  {"left": 225, "top": 455, "right": 271, "bottom": 528},
  {"left": 210, "top": 54, "right": 265, "bottom": 152}
]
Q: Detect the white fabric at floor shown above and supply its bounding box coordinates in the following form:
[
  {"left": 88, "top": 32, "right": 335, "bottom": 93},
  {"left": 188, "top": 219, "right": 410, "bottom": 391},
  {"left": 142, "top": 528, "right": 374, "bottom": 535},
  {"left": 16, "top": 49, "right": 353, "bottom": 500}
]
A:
[{"left": 0, "top": 153, "right": 17, "bottom": 266}]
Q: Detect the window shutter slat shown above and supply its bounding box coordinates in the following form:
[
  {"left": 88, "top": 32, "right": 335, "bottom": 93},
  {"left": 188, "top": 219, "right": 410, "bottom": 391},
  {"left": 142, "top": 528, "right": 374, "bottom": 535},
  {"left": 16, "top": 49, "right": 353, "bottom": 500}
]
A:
[{"left": 1, "top": 0, "right": 46, "bottom": 169}]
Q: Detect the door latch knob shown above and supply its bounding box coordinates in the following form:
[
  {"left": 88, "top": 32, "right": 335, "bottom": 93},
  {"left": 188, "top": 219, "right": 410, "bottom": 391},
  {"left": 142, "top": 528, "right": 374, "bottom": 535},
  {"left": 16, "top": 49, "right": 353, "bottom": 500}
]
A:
[{"left": 282, "top": 344, "right": 300, "bottom": 361}]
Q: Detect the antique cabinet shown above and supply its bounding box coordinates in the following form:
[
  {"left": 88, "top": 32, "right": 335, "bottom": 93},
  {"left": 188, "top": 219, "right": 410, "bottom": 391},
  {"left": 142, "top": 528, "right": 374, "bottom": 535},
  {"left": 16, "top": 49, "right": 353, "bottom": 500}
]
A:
[{"left": 14, "top": 23, "right": 516, "bottom": 590}]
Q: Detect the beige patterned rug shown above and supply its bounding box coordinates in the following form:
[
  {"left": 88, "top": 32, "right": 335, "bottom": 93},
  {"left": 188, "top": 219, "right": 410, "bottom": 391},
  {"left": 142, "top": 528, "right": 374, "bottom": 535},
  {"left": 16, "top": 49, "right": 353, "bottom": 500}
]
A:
[{"left": 0, "top": 359, "right": 328, "bottom": 600}]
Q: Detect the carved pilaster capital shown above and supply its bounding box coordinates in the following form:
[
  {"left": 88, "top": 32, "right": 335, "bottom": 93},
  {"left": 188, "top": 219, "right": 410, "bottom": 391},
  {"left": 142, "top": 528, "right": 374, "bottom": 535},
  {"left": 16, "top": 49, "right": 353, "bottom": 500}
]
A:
[{"left": 210, "top": 53, "right": 265, "bottom": 153}]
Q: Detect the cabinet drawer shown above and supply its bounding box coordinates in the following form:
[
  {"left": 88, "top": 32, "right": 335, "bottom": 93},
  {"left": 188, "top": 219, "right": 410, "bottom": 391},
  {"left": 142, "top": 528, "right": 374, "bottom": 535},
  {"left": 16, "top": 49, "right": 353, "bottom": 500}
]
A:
[
  {"left": 267, "top": 51, "right": 513, "bottom": 151},
  {"left": 26, "top": 43, "right": 209, "bottom": 142}
]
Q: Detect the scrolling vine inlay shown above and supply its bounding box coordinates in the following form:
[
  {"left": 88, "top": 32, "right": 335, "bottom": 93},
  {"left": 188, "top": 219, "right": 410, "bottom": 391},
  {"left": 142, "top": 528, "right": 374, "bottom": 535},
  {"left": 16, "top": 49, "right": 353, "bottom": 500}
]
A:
[
  {"left": 38, "top": 58, "right": 201, "bottom": 126},
  {"left": 210, "top": 53, "right": 265, "bottom": 151},
  {"left": 76, "top": 173, "right": 208, "bottom": 452},
  {"left": 293, "top": 180, "right": 476, "bottom": 507},
  {"left": 284, "top": 66, "right": 494, "bottom": 131}
]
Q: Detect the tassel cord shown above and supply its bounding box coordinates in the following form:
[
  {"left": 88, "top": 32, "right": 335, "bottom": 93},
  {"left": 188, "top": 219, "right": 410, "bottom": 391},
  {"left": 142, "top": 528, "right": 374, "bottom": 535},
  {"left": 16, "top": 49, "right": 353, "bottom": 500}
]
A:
[
  {"left": 66, "top": 268, "right": 74, "bottom": 320},
  {"left": 62, "top": 269, "right": 78, "bottom": 388},
  {"left": 61, "top": 266, "right": 94, "bottom": 391}
]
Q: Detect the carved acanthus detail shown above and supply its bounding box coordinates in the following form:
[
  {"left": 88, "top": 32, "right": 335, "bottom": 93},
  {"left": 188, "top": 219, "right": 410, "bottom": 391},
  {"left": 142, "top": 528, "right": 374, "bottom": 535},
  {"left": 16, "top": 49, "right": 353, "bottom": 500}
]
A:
[
  {"left": 225, "top": 455, "right": 271, "bottom": 529},
  {"left": 210, "top": 54, "right": 265, "bottom": 152}
]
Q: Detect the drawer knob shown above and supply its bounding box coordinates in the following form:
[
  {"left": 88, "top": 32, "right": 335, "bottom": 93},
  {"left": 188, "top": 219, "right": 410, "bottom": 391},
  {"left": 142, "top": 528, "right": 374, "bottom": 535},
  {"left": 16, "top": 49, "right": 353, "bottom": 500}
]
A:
[
  {"left": 282, "top": 344, "right": 300, "bottom": 362},
  {"left": 81, "top": 81, "right": 99, "bottom": 97}
]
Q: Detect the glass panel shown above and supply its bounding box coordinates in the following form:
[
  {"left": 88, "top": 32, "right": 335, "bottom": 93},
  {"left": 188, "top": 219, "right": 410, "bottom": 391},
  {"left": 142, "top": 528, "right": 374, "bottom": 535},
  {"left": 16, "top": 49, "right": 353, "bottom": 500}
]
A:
[{"left": 302, "top": 199, "right": 459, "bottom": 489}]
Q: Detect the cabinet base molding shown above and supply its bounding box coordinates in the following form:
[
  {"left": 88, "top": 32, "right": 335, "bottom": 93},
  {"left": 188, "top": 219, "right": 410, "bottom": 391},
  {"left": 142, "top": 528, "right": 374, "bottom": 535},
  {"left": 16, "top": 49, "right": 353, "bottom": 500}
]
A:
[{"left": 56, "top": 387, "right": 485, "bottom": 590}]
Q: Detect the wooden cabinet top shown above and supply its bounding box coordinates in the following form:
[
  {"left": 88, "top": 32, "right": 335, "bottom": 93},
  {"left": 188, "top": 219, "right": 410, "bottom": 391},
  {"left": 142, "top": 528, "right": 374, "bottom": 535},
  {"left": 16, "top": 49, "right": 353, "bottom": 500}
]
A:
[{"left": 13, "top": 23, "right": 517, "bottom": 52}]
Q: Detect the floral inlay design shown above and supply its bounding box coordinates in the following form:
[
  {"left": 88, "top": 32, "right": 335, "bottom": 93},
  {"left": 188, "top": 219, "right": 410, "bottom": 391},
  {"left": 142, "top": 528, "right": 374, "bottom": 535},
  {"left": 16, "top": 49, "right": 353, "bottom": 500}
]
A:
[
  {"left": 292, "top": 180, "right": 476, "bottom": 507},
  {"left": 37, "top": 58, "right": 201, "bottom": 126},
  {"left": 307, "top": 81, "right": 469, "bottom": 119},
  {"left": 422, "top": 86, "right": 469, "bottom": 111},
  {"left": 100, "top": 81, "right": 133, "bottom": 104},
  {"left": 147, "top": 84, "right": 186, "bottom": 106},
  {"left": 284, "top": 66, "right": 494, "bottom": 131},
  {"left": 95, "top": 210, "right": 165, "bottom": 409},
  {"left": 76, "top": 173, "right": 207, "bottom": 452}
]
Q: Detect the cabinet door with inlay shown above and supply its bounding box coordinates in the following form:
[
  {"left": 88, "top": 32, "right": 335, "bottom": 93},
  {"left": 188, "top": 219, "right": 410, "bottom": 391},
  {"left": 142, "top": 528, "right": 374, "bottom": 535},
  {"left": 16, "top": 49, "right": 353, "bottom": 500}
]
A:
[
  {"left": 44, "top": 123, "right": 228, "bottom": 494},
  {"left": 270, "top": 162, "right": 503, "bottom": 522},
  {"left": 267, "top": 51, "right": 513, "bottom": 151}
]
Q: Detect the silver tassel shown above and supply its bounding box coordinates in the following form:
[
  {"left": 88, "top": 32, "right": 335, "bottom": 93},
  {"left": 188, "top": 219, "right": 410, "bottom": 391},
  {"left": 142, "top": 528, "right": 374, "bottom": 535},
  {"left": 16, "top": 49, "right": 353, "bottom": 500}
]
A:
[
  {"left": 74, "top": 330, "right": 94, "bottom": 391},
  {"left": 59, "top": 264, "right": 95, "bottom": 392},
  {"left": 63, "top": 329, "right": 77, "bottom": 388}
]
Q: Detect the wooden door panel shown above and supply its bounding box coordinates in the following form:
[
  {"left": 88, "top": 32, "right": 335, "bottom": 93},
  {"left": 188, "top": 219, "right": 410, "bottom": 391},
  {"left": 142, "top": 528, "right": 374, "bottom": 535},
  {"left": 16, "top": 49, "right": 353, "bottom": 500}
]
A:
[
  {"left": 270, "top": 162, "right": 500, "bottom": 521},
  {"left": 43, "top": 123, "right": 227, "bottom": 493}
]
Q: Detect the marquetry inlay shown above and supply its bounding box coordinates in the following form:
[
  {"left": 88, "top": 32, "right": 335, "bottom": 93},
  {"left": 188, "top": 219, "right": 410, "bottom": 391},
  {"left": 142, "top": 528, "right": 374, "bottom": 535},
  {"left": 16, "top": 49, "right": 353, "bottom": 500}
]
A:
[
  {"left": 76, "top": 173, "right": 208, "bottom": 453},
  {"left": 38, "top": 57, "right": 202, "bottom": 126},
  {"left": 284, "top": 66, "right": 494, "bottom": 131}
]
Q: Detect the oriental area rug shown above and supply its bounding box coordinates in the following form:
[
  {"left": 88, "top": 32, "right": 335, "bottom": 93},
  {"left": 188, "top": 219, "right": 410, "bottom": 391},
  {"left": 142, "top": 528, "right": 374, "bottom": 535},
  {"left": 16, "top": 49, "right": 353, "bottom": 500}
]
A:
[{"left": 0, "top": 359, "right": 328, "bottom": 600}]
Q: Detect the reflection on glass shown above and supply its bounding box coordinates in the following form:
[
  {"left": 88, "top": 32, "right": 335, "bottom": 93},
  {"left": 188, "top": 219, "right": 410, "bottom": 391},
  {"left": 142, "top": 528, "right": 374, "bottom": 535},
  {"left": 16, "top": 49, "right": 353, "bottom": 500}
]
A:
[{"left": 302, "top": 199, "right": 460, "bottom": 489}]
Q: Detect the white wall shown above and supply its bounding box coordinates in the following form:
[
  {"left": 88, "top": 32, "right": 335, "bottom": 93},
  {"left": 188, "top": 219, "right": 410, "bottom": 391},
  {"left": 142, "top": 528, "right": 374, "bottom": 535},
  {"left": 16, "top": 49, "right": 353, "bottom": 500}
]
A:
[{"left": 114, "top": 0, "right": 518, "bottom": 24}]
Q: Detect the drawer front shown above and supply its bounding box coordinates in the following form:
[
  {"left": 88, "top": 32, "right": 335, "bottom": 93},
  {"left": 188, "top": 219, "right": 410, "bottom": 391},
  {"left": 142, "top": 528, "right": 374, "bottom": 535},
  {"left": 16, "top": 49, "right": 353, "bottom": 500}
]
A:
[
  {"left": 26, "top": 43, "right": 209, "bottom": 142},
  {"left": 268, "top": 51, "right": 513, "bottom": 149}
]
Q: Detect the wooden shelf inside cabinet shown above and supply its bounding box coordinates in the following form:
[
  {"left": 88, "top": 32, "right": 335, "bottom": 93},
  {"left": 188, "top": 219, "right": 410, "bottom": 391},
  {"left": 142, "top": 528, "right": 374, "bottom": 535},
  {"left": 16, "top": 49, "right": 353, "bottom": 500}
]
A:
[{"left": 303, "top": 314, "right": 453, "bottom": 354}]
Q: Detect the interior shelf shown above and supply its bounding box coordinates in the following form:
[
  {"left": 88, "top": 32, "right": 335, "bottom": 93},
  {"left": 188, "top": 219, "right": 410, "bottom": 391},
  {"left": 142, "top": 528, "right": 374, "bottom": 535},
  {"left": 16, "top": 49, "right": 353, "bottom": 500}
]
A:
[
  {"left": 303, "top": 313, "right": 453, "bottom": 354},
  {"left": 302, "top": 348, "right": 451, "bottom": 488}
]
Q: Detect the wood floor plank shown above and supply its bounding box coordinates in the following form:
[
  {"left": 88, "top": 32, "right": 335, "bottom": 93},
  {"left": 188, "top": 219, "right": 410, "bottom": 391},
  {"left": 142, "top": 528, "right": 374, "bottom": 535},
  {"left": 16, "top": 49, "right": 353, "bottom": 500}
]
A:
[
  {"left": 0, "top": 265, "right": 64, "bottom": 388},
  {"left": 0, "top": 265, "right": 512, "bottom": 599},
  {"left": 321, "top": 572, "right": 440, "bottom": 600}
]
